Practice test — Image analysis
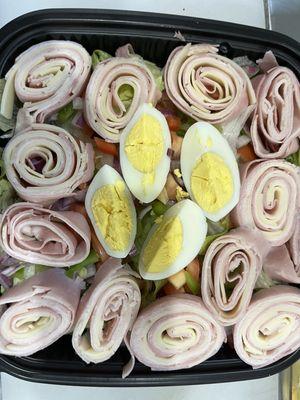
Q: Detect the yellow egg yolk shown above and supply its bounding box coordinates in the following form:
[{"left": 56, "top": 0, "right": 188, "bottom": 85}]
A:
[
  {"left": 91, "top": 180, "right": 132, "bottom": 251},
  {"left": 125, "top": 114, "right": 164, "bottom": 187},
  {"left": 191, "top": 152, "right": 233, "bottom": 213},
  {"left": 142, "top": 216, "right": 183, "bottom": 273}
]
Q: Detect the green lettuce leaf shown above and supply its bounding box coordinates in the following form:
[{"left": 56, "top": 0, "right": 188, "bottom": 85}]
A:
[
  {"left": 118, "top": 84, "right": 134, "bottom": 110},
  {"left": 254, "top": 269, "right": 280, "bottom": 290},
  {"left": 0, "top": 78, "right": 17, "bottom": 133},
  {"left": 12, "top": 264, "right": 49, "bottom": 286},
  {"left": 141, "top": 279, "right": 167, "bottom": 308},
  {"left": 0, "top": 178, "right": 17, "bottom": 213},
  {"left": 199, "top": 216, "right": 230, "bottom": 255},
  {"left": 66, "top": 249, "right": 100, "bottom": 278},
  {"left": 143, "top": 60, "right": 164, "bottom": 91},
  {"left": 286, "top": 149, "right": 300, "bottom": 166},
  {"left": 57, "top": 102, "right": 76, "bottom": 124},
  {"left": 91, "top": 50, "right": 112, "bottom": 70}
]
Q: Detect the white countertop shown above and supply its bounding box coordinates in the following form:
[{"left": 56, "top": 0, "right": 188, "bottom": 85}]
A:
[{"left": 0, "top": 0, "right": 278, "bottom": 399}]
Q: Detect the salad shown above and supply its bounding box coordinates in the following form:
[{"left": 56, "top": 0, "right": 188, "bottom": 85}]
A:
[{"left": 0, "top": 39, "right": 299, "bottom": 378}]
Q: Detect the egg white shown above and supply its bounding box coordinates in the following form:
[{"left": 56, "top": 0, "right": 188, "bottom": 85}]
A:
[
  {"left": 119, "top": 103, "right": 171, "bottom": 203},
  {"left": 180, "top": 121, "right": 240, "bottom": 222},
  {"left": 138, "top": 199, "right": 207, "bottom": 280},
  {"left": 85, "top": 165, "right": 137, "bottom": 258}
]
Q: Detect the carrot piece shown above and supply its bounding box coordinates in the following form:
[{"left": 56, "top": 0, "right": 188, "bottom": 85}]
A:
[
  {"left": 163, "top": 282, "right": 185, "bottom": 295},
  {"left": 185, "top": 258, "right": 201, "bottom": 280},
  {"left": 237, "top": 143, "right": 257, "bottom": 162},
  {"left": 94, "top": 137, "right": 118, "bottom": 157},
  {"left": 166, "top": 115, "right": 181, "bottom": 132}
]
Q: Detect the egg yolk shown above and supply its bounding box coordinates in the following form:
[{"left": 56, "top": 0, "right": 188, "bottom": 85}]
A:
[
  {"left": 191, "top": 152, "right": 233, "bottom": 213},
  {"left": 91, "top": 181, "right": 132, "bottom": 251},
  {"left": 142, "top": 216, "right": 183, "bottom": 273},
  {"left": 125, "top": 113, "right": 163, "bottom": 178}
]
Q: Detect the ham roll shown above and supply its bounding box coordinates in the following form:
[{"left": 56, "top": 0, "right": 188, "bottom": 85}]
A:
[
  {"left": 0, "top": 269, "right": 81, "bottom": 356},
  {"left": 0, "top": 40, "right": 91, "bottom": 123},
  {"left": 0, "top": 203, "right": 90, "bottom": 267},
  {"left": 233, "top": 286, "right": 300, "bottom": 368},
  {"left": 84, "top": 55, "right": 161, "bottom": 142},
  {"left": 263, "top": 243, "right": 300, "bottom": 284},
  {"left": 72, "top": 258, "right": 141, "bottom": 377},
  {"left": 130, "top": 294, "right": 226, "bottom": 371},
  {"left": 250, "top": 51, "right": 300, "bottom": 159},
  {"left": 201, "top": 227, "right": 270, "bottom": 326},
  {"left": 288, "top": 212, "right": 300, "bottom": 275},
  {"left": 3, "top": 124, "right": 94, "bottom": 204},
  {"left": 232, "top": 159, "right": 299, "bottom": 246},
  {"left": 164, "top": 43, "right": 256, "bottom": 124}
]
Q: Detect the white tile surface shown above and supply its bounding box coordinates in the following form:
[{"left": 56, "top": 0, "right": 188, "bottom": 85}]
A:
[
  {"left": 0, "top": 0, "right": 266, "bottom": 29},
  {"left": 0, "top": 0, "right": 271, "bottom": 399},
  {"left": 1, "top": 373, "right": 278, "bottom": 400}
]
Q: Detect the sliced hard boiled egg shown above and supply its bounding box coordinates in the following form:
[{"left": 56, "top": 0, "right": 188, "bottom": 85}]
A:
[
  {"left": 138, "top": 199, "right": 207, "bottom": 280},
  {"left": 119, "top": 103, "right": 171, "bottom": 203},
  {"left": 85, "top": 165, "right": 137, "bottom": 258},
  {"left": 181, "top": 121, "right": 240, "bottom": 222}
]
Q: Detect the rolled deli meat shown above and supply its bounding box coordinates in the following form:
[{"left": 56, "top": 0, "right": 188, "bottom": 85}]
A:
[
  {"left": 164, "top": 43, "right": 256, "bottom": 125},
  {"left": 84, "top": 52, "right": 161, "bottom": 142},
  {"left": 0, "top": 40, "right": 91, "bottom": 124},
  {"left": 250, "top": 51, "right": 300, "bottom": 159},
  {"left": 72, "top": 258, "right": 141, "bottom": 377},
  {"left": 3, "top": 124, "right": 94, "bottom": 204},
  {"left": 232, "top": 159, "right": 299, "bottom": 246},
  {"left": 233, "top": 286, "right": 300, "bottom": 368},
  {"left": 130, "top": 294, "right": 226, "bottom": 371},
  {"left": 0, "top": 269, "right": 81, "bottom": 356},
  {"left": 201, "top": 227, "right": 271, "bottom": 326},
  {"left": 0, "top": 203, "right": 91, "bottom": 267}
]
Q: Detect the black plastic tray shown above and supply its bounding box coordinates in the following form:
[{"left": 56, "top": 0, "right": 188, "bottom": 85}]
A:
[{"left": 0, "top": 8, "right": 299, "bottom": 387}]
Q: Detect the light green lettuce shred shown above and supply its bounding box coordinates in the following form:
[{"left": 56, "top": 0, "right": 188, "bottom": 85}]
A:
[
  {"left": 141, "top": 279, "right": 167, "bottom": 308},
  {"left": 254, "top": 269, "right": 280, "bottom": 290},
  {"left": 199, "top": 216, "right": 230, "bottom": 255},
  {"left": 0, "top": 79, "right": 17, "bottom": 133},
  {"left": 118, "top": 84, "right": 134, "bottom": 110},
  {"left": 286, "top": 149, "right": 300, "bottom": 166},
  {"left": 143, "top": 60, "right": 164, "bottom": 91},
  {"left": 12, "top": 264, "right": 49, "bottom": 286},
  {"left": 57, "top": 102, "right": 76, "bottom": 124},
  {"left": 91, "top": 50, "right": 112, "bottom": 69}
]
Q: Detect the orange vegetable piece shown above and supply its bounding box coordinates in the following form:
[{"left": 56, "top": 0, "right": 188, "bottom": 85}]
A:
[
  {"left": 94, "top": 137, "right": 118, "bottom": 157},
  {"left": 237, "top": 143, "right": 257, "bottom": 162}
]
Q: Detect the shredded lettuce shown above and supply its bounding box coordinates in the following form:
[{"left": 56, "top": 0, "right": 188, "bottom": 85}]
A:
[
  {"left": 199, "top": 216, "right": 230, "bottom": 255},
  {"left": 118, "top": 84, "right": 134, "bottom": 110},
  {"left": 57, "top": 102, "right": 76, "bottom": 124},
  {"left": 0, "top": 178, "right": 17, "bottom": 213},
  {"left": 0, "top": 79, "right": 17, "bottom": 133},
  {"left": 12, "top": 264, "right": 49, "bottom": 286},
  {"left": 141, "top": 279, "right": 167, "bottom": 308},
  {"left": 66, "top": 249, "right": 100, "bottom": 278},
  {"left": 286, "top": 149, "right": 300, "bottom": 166},
  {"left": 255, "top": 269, "right": 280, "bottom": 290},
  {"left": 91, "top": 50, "right": 112, "bottom": 69},
  {"left": 143, "top": 60, "right": 164, "bottom": 91},
  {"left": 184, "top": 271, "right": 200, "bottom": 295}
]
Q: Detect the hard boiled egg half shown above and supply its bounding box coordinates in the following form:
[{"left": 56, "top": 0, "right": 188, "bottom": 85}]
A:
[
  {"left": 138, "top": 199, "right": 207, "bottom": 280},
  {"left": 120, "top": 103, "right": 171, "bottom": 203},
  {"left": 85, "top": 165, "right": 136, "bottom": 258},
  {"left": 181, "top": 122, "right": 240, "bottom": 222}
]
